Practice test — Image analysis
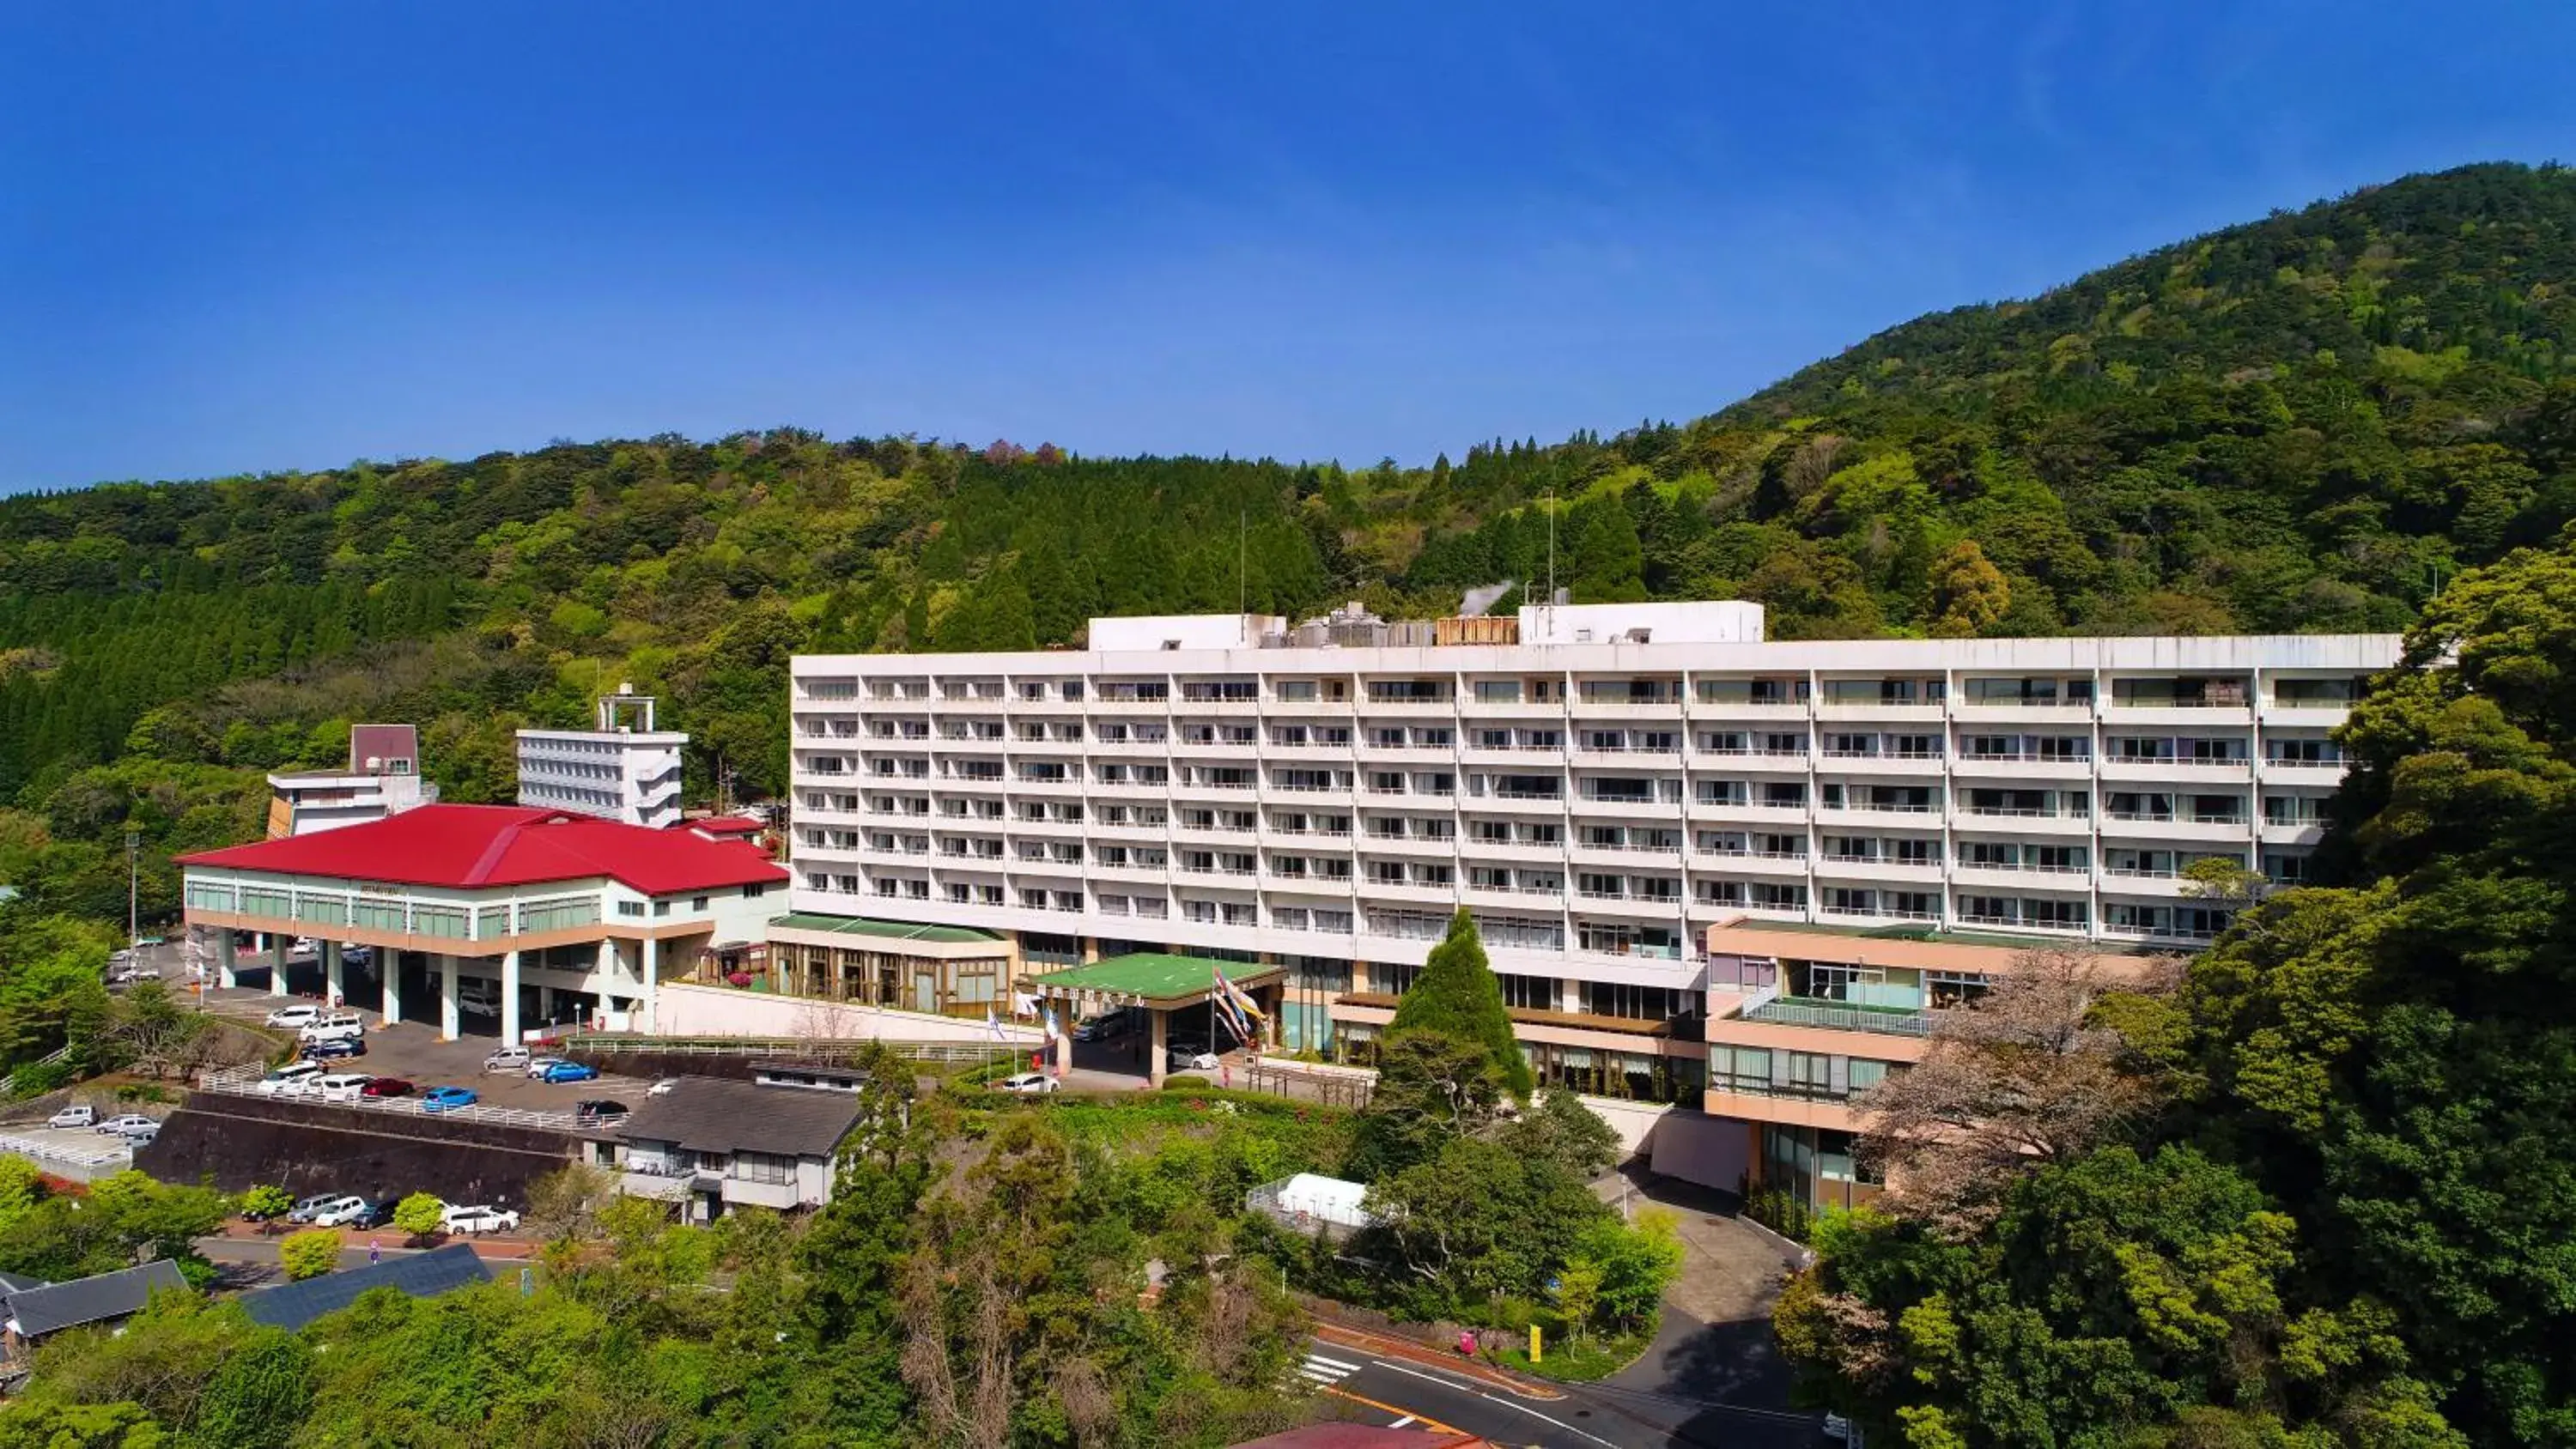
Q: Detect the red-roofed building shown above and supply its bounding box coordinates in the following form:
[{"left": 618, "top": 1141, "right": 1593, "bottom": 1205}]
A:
[{"left": 179, "top": 804, "right": 788, "bottom": 1040}]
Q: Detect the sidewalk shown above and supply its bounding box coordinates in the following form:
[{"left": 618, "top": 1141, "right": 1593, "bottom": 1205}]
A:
[
  {"left": 1308, "top": 1309, "right": 1565, "bottom": 1401},
  {"left": 210, "top": 1221, "right": 542, "bottom": 1259}
]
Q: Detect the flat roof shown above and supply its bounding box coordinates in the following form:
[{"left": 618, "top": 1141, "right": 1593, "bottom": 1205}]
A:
[
  {"left": 769, "top": 912, "right": 999, "bottom": 943},
  {"left": 1028, "top": 951, "right": 1285, "bottom": 1005}
]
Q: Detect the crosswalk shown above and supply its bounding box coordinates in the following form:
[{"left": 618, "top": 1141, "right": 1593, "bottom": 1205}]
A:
[{"left": 1297, "top": 1351, "right": 1361, "bottom": 1387}]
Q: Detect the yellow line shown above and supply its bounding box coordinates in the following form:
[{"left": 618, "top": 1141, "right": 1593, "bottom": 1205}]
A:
[{"left": 1321, "top": 1385, "right": 1459, "bottom": 1435}]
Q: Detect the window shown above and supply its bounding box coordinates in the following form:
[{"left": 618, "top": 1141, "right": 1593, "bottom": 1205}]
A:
[
  {"left": 652, "top": 900, "right": 671, "bottom": 917},
  {"left": 743, "top": 883, "right": 767, "bottom": 898},
  {"left": 617, "top": 900, "right": 645, "bottom": 919}
]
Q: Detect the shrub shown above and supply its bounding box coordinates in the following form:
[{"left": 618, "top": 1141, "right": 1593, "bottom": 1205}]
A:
[
  {"left": 392, "top": 1192, "right": 446, "bottom": 1241},
  {"left": 9, "top": 1059, "right": 73, "bottom": 1097},
  {"left": 1744, "top": 1187, "right": 1814, "bottom": 1243},
  {"left": 278, "top": 1228, "right": 342, "bottom": 1281},
  {"left": 1162, "top": 1075, "right": 1211, "bottom": 1090}
]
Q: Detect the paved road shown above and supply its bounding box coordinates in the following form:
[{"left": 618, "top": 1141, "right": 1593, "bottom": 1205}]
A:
[{"left": 1297, "top": 1337, "right": 1820, "bottom": 1449}]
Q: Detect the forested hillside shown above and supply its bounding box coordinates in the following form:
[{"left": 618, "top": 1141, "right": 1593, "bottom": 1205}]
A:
[{"left": 4, "top": 162, "right": 2576, "bottom": 926}]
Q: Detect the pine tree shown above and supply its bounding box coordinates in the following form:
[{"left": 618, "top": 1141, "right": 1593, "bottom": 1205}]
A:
[{"left": 1387, "top": 908, "right": 1534, "bottom": 1098}]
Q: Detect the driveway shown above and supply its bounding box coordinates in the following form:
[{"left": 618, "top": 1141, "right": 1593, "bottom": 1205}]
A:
[{"left": 1595, "top": 1165, "right": 1806, "bottom": 1410}]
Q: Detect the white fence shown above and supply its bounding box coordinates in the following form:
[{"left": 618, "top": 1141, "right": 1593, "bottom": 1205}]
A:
[
  {"left": 560, "top": 1035, "right": 1023, "bottom": 1069},
  {"left": 0, "top": 1132, "right": 129, "bottom": 1170},
  {"left": 192, "top": 1065, "right": 580, "bottom": 1133}
]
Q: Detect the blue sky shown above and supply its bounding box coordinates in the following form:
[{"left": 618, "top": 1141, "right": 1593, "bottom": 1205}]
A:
[{"left": 4, "top": 2, "right": 2573, "bottom": 491}]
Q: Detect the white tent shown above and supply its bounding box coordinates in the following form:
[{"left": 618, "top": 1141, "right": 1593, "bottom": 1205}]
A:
[{"left": 1268, "top": 1173, "right": 1375, "bottom": 1229}]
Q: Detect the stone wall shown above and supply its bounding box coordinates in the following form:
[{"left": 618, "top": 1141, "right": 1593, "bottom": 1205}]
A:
[{"left": 137, "top": 1094, "right": 575, "bottom": 1210}]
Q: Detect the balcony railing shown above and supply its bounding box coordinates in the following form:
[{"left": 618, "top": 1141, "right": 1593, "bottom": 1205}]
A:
[{"left": 1740, "top": 997, "right": 1931, "bottom": 1037}]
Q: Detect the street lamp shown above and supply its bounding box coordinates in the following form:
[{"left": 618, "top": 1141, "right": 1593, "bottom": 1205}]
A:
[{"left": 124, "top": 829, "right": 140, "bottom": 951}]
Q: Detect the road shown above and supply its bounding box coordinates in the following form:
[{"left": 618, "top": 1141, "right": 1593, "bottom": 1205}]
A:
[{"left": 1297, "top": 1337, "right": 1820, "bottom": 1448}]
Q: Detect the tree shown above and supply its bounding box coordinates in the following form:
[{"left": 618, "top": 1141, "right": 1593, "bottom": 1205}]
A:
[
  {"left": 1358, "top": 1136, "right": 1612, "bottom": 1319},
  {"left": 277, "top": 1228, "right": 341, "bottom": 1281},
  {"left": 522, "top": 1164, "right": 617, "bottom": 1240},
  {"left": 237, "top": 1185, "right": 290, "bottom": 1234},
  {"left": 1923, "top": 540, "right": 2009, "bottom": 637},
  {"left": 1345, "top": 1030, "right": 1510, "bottom": 1182},
  {"left": 1571, "top": 1210, "right": 1684, "bottom": 1334},
  {"left": 391, "top": 1192, "right": 444, "bottom": 1242},
  {"left": 1387, "top": 909, "right": 1533, "bottom": 1099},
  {"left": 1499, "top": 1088, "right": 1623, "bottom": 1180},
  {"left": 1856, "top": 949, "right": 2178, "bottom": 1239}
]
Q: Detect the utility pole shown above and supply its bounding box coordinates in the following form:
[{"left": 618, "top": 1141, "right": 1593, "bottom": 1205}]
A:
[{"left": 125, "top": 829, "right": 140, "bottom": 950}]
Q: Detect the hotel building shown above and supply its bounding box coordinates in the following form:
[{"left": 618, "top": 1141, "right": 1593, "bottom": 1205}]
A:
[
  {"left": 517, "top": 688, "right": 688, "bottom": 829},
  {"left": 785, "top": 601, "right": 2400, "bottom": 1197}
]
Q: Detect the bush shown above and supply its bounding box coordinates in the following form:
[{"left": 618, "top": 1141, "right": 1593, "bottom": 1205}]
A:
[
  {"left": 116, "top": 1082, "right": 174, "bottom": 1104},
  {"left": 1744, "top": 1187, "right": 1814, "bottom": 1243},
  {"left": 278, "top": 1228, "right": 343, "bottom": 1281},
  {"left": 1161, "top": 1075, "right": 1211, "bottom": 1090},
  {"left": 392, "top": 1192, "right": 446, "bottom": 1241},
  {"left": 8, "top": 1059, "right": 73, "bottom": 1098}
]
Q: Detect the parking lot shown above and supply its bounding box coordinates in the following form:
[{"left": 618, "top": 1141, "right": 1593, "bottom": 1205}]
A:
[{"left": 256, "top": 1018, "right": 659, "bottom": 1114}]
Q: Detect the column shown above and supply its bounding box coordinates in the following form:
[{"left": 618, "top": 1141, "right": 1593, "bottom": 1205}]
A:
[
  {"left": 439, "top": 955, "right": 460, "bottom": 1041},
  {"left": 501, "top": 949, "right": 523, "bottom": 1044},
  {"left": 269, "top": 934, "right": 289, "bottom": 997},
  {"left": 538, "top": 984, "right": 555, "bottom": 1025},
  {"left": 1148, "top": 1007, "right": 1168, "bottom": 1088},
  {"left": 383, "top": 952, "right": 403, "bottom": 1025},
  {"left": 1053, "top": 995, "right": 1072, "bottom": 1077},
  {"left": 323, "top": 941, "right": 344, "bottom": 1009},
  {"left": 216, "top": 931, "right": 238, "bottom": 990},
  {"left": 1265, "top": 985, "right": 1285, "bottom": 1049},
  {"left": 641, "top": 937, "right": 659, "bottom": 1034}
]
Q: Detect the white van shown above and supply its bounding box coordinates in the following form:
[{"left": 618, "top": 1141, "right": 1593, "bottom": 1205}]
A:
[
  {"left": 299, "top": 1011, "right": 365, "bottom": 1043},
  {"left": 459, "top": 981, "right": 501, "bottom": 1018},
  {"left": 255, "top": 1061, "right": 326, "bottom": 1095},
  {"left": 483, "top": 1045, "right": 531, "bottom": 1074},
  {"left": 47, "top": 1103, "right": 96, "bottom": 1129},
  {"left": 265, "top": 1003, "right": 322, "bottom": 1029},
  {"left": 315, "top": 1073, "right": 374, "bottom": 1103}
]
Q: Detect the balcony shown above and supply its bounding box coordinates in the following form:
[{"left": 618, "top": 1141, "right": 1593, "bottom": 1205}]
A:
[{"left": 1742, "top": 996, "right": 1930, "bottom": 1036}]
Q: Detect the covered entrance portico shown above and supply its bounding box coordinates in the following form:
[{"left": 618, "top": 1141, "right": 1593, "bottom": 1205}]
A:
[{"left": 1024, "top": 953, "right": 1286, "bottom": 1087}]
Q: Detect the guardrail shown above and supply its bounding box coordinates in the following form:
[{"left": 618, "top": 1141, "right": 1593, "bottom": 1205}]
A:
[
  {"left": 0, "top": 1131, "right": 129, "bottom": 1168},
  {"left": 556, "top": 1035, "right": 1032, "bottom": 1068},
  {"left": 1741, "top": 997, "right": 1933, "bottom": 1037},
  {"left": 192, "top": 1065, "right": 580, "bottom": 1133}
]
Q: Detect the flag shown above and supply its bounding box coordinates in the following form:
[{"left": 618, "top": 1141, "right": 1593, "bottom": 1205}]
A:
[
  {"left": 1216, "top": 965, "right": 1267, "bottom": 1026},
  {"left": 1042, "top": 1005, "right": 1060, "bottom": 1042},
  {"left": 986, "top": 1007, "right": 1005, "bottom": 1042}
]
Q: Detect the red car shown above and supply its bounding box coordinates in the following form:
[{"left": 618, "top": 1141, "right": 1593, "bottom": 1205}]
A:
[{"left": 359, "top": 1077, "right": 415, "bottom": 1098}]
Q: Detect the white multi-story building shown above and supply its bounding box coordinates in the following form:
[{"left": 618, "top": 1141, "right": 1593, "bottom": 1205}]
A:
[
  {"left": 518, "top": 689, "right": 687, "bottom": 828},
  {"left": 784, "top": 601, "right": 2401, "bottom": 1150},
  {"left": 265, "top": 724, "right": 436, "bottom": 837}
]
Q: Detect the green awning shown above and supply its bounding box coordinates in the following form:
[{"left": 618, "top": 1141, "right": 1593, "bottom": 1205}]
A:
[
  {"left": 1026, "top": 952, "right": 1285, "bottom": 1007},
  {"left": 768, "top": 912, "right": 1000, "bottom": 944}
]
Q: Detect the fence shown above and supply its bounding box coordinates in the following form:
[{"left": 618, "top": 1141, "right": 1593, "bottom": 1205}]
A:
[
  {"left": 1236, "top": 1058, "right": 1376, "bottom": 1111},
  {"left": 0, "top": 1131, "right": 129, "bottom": 1170},
  {"left": 193, "top": 1065, "right": 580, "bottom": 1133},
  {"left": 556, "top": 1034, "right": 1025, "bottom": 1070}
]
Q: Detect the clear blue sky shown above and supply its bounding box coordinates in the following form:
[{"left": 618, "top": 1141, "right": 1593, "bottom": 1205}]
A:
[{"left": 4, "top": 3, "right": 2573, "bottom": 491}]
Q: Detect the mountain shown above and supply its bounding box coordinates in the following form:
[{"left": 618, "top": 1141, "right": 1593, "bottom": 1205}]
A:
[{"left": 4, "top": 161, "right": 2575, "bottom": 920}]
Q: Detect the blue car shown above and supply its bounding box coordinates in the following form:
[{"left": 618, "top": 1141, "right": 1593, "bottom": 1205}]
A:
[
  {"left": 539, "top": 1060, "right": 598, "bottom": 1084},
  {"left": 422, "top": 1086, "right": 478, "bottom": 1113}
]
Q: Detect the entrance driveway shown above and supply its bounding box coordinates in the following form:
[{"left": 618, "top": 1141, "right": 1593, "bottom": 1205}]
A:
[{"left": 1595, "top": 1165, "right": 1806, "bottom": 1410}]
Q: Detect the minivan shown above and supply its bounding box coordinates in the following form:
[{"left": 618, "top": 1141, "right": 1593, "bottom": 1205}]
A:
[
  {"left": 483, "top": 1046, "right": 531, "bottom": 1074},
  {"left": 255, "top": 1061, "right": 327, "bottom": 1095},
  {"left": 47, "top": 1104, "right": 95, "bottom": 1130},
  {"left": 459, "top": 982, "right": 501, "bottom": 1018},
  {"left": 315, "top": 1073, "right": 374, "bottom": 1103},
  {"left": 299, "top": 1011, "right": 365, "bottom": 1043},
  {"left": 265, "top": 1003, "right": 322, "bottom": 1029}
]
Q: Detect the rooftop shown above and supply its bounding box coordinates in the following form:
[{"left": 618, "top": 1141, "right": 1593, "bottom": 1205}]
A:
[
  {"left": 613, "top": 1075, "right": 865, "bottom": 1159},
  {"left": 240, "top": 1243, "right": 493, "bottom": 1331},
  {"left": 3, "top": 1258, "right": 187, "bottom": 1337},
  {"left": 1027, "top": 951, "right": 1285, "bottom": 1006},
  {"left": 179, "top": 803, "right": 789, "bottom": 896},
  {"left": 769, "top": 912, "right": 999, "bottom": 943}
]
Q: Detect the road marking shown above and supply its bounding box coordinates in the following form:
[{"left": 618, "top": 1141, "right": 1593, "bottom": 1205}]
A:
[
  {"left": 1366, "top": 1359, "right": 1622, "bottom": 1449},
  {"left": 1298, "top": 1353, "right": 1360, "bottom": 1385},
  {"left": 1318, "top": 1385, "right": 1455, "bottom": 1434},
  {"left": 1388, "top": 1415, "right": 1414, "bottom": 1428}
]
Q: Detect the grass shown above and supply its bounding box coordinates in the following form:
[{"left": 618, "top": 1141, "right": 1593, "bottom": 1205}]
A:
[{"left": 1492, "top": 1324, "right": 1658, "bottom": 1383}]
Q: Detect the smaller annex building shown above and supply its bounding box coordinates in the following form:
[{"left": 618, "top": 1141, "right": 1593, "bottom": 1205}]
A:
[{"left": 179, "top": 804, "right": 789, "bottom": 1040}]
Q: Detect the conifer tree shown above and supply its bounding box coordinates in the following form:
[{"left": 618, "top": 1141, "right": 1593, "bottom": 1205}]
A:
[{"left": 1387, "top": 908, "right": 1533, "bottom": 1098}]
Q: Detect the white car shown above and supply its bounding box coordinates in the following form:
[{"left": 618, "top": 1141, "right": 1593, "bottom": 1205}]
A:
[
  {"left": 459, "top": 985, "right": 501, "bottom": 1018},
  {"left": 997, "top": 1071, "right": 1060, "bottom": 1094},
  {"left": 524, "top": 1057, "right": 567, "bottom": 1080},
  {"left": 265, "top": 1003, "right": 322, "bottom": 1029},
  {"left": 315, "top": 1073, "right": 374, "bottom": 1103},
  {"left": 255, "top": 1062, "right": 326, "bottom": 1095},
  {"left": 285, "top": 1192, "right": 345, "bottom": 1224},
  {"left": 96, "top": 1113, "right": 157, "bottom": 1137},
  {"left": 1166, "top": 1046, "right": 1220, "bottom": 1073},
  {"left": 646, "top": 1078, "right": 678, "bottom": 1097},
  {"left": 307, "top": 1194, "right": 373, "bottom": 1228},
  {"left": 47, "top": 1104, "right": 96, "bottom": 1130},
  {"left": 441, "top": 1203, "right": 520, "bottom": 1234},
  {"left": 299, "top": 1012, "right": 365, "bottom": 1043}
]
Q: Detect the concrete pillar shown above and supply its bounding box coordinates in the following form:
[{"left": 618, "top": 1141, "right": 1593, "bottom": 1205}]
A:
[
  {"left": 323, "top": 941, "right": 343, "bottom": 1008},
  {"left": 216, "top": 931, "right": 238, "bottom": 990},
  {"left": 597, "top": 938, "right": 617, "bottom": 991},
  {"left": 641, "top": 937, "right": 659, "bottom": 1034},
  {"left": 1148, "top": 1007, "right": 1168, "bottom": 1088},
  {"left": 501, "top": 949, "right": 523, "bottom": 1044},
  {"left": 382, "top": 952, "right": 403, "bottom": 1025},
  {"left": 439, "top": 955, "right": 460, "bottom": 1041},
  {"left": 269, "top": 935, "right": 289, "bottom": 997},
  {"left": 538, "top": 983, "right": 556, "bottom": 1025},
  {"left": 1053, "top": 996, "right": 1072, "bottom": 1077}
]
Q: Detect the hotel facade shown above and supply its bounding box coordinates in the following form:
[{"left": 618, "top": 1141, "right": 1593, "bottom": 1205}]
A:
[{"left": 785, "top": 602, "right": 2401, "bottom": 1200}]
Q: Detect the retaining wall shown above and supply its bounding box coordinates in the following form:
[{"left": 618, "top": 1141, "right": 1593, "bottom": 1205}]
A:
[{"left": 137, "top": 1093, "right": 576, "bottom": 1209}]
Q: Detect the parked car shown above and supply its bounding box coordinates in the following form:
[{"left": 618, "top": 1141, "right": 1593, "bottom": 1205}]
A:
[
  {"left": 350, "top": 1199, "right": 398, "bottom": 1229},
  {"left": 265, "top": 1003, "right": 322, "bottom": 1029},
  {"left": 1166, "top": 1046, "right": 1220, "bottom": 1073},
  {"left": 573, "top": 1099, "right": 629, "bottom": 1126},
  {"left": 286, "top": 939, "right": 319, "bottom": 962},
  {"left": 301, "top": 1035, "right": 366, "bottom": 1060},
  {"left": 523, "top": 1057, "right": 567, "bottom": 1079},
  {"left": 316, "top": 1073, "right": 374, "bottom": 1104},
  {"left": 299, "top": 1011, "right": 365, "bottom": 1043},
  {"left": 359, "top": 1077, "right": 416, "bottom": 1099},
  {"left": 47, "top": 1104, "right": 95, "bottom": 1130},
  {"left": 306, "top": 1194, "right": 372, "bottom": 1227},
  {"left": 421, "top": 1086, "right": 478, "bottom": 1113},
  {"left": 483, "top": 1046, "right": 531, "bottom": 1074},
  {"left": 123, "top": 1123, "right": 159, "bottom": 1144},
  {"left": 441, "top": 1203, "right": 520, "bottom": 1234},
  {"left": 255, "top": 1062, "right": 327, "bottom": 1096},
  {"left": 459, "top": 984, "right": 501, "bottom": 1018},
  {"left": 538, "top": 1060, "right": 598, "bottom": 1085},
  {"left": 996, "top": 1071, "right": 1060, "bottom": 1094},
  {"left": 96, "top": 1113, "right": 158, "bottom": 1137},
  {"left": 241, "top": 1194, "right": 292, "bottom": 1223},
  {"left": 285, "top": 1192, "right": 344, "bottom": 1224},
  {"left": 106, "top": 963, "right": 153, "bottom": 986}
]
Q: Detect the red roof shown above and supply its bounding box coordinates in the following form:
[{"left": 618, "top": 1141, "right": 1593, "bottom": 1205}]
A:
[
  {"left": 179, "top": 804, "right": 790, "bottom": 896},
  {"left": 677, "top": 815, "right": 765, "bottom": 836}
]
